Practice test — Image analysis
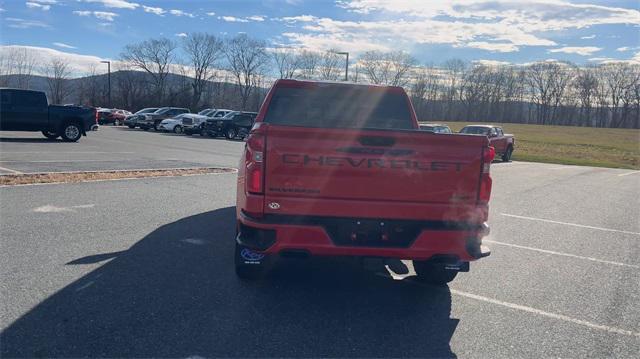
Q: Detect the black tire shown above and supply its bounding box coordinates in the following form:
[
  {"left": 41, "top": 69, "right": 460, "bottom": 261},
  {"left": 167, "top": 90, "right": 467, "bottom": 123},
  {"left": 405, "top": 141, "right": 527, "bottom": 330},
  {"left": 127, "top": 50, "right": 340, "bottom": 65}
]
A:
[
  {"left": 60, "top": 123, "right": 82, "bottom": 142},
  {"left": 128, "top": 125, "right": 135, "bottom": 129},
  {"left": 234, "top": 242, "right": 271, "bottom": 280},
  {"left": 41, "top": 131, "right": 59, "bottom": 140},
  {"left": 502, "top": 147, "right": 513, "bottom": 162},
  {"left": 200, "top": 128, "right": 207, "bottom": 137},
  {"left": 142, "top": 126, "right": 149, "bottom": 131},
  {"left": 413, "top": 260, "right": 458, "bottom": 286},
  {"left": 225, "top": 127, "right": 237, "bottom": 140},
  {"left": 153, "top": 123, "right": 160, "bottom": 131},
  {"left": 173, "top": 125, "right": 183, "bottom": 134}
]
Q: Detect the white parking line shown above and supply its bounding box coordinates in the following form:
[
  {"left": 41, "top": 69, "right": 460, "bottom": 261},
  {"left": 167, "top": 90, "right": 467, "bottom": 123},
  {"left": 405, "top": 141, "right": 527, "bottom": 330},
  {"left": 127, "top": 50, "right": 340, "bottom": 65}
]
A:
[
  {"left": 501, "top": 213, "right": 640, "bottom": 236},
  {"left": 618, "top": 170, "right": 640, "bottom": 177},
  {"left": 0, "top": 165, "right": 23, "bottom": 174},
  {"left": 484, "top": 239, "right": 639, "bottom": 269},
  {"left": 450, "top": 289, "right": 640, "bottom": 338}
]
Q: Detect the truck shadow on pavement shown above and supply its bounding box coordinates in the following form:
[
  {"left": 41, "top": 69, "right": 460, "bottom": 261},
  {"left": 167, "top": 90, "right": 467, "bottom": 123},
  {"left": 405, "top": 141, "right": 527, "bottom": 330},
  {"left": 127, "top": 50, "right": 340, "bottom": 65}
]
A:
[{"left": 1, "top": 207, "right": 459, "bottom": 358}]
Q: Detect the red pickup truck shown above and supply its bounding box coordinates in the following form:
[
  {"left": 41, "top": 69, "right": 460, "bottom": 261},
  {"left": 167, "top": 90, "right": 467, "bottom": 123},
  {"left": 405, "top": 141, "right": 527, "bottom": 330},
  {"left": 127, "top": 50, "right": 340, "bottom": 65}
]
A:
[
  {"left": 460, "top": 125, "right": 515, "bottom": 161},
  {"left": 235, "top": 80, "right": 495, "bottom": 285}
]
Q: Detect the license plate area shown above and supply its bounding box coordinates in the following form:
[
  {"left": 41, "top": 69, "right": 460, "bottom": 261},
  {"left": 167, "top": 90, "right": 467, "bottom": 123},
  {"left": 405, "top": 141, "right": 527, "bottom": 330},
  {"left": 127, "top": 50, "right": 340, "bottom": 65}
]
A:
[{"left": 323, "top": 219, "right": 422, "bottom": 248}]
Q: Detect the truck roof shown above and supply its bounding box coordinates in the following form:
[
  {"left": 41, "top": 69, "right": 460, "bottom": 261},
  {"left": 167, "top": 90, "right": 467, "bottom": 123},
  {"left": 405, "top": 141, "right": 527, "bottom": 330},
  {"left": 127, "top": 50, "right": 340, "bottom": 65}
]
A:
[{"left": 274, "top": 79, "right": 405, "bottom": 92}]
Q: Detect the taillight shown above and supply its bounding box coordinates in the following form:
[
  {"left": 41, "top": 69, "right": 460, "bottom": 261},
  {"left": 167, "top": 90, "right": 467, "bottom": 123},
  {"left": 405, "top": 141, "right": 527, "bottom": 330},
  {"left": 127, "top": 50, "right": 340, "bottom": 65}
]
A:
[
  {"left": 478, "top": 146, "right": 495, "bottom": 204},
  {"left": 94, "top": 110, "right": 99, "bottom": 124},
  {"left": 245, "top": 131, "right": 265, "bottom": 194}
]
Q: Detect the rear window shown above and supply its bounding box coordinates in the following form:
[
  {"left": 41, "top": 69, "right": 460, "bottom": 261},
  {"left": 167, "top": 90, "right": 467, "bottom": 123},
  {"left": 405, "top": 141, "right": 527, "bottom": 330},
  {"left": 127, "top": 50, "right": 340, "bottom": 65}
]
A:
[
  {"left": 264, "top": 85, "right": 413, "bottom": 130},
  {"left": 461, "top": 126, "right": 490, "bottom": 135}
]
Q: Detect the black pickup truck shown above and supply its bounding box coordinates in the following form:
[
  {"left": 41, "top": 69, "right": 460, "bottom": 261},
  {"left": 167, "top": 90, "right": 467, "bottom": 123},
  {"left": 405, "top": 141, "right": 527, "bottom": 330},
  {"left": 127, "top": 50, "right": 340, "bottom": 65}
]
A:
[{"left": 0, "top": 88, "right": 96, "bottom": 142}]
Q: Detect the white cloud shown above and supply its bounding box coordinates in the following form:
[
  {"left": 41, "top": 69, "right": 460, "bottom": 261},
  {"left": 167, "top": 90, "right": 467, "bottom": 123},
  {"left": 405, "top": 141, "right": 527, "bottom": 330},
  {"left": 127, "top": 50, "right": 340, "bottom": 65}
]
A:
[
  {"left": 616, "top": 46, "right": 639, "bottom": 52},
  {"left": 175, "top": 32, "right": 187, "bottom": 37},
  {"left": 142, "top": 5, "right": 164, "bottom": 16},
  {"left": 473, "top": 59, "right": 512, "bottom": 66},
  {"left": 247, "top": 15, "right": 266, "bottom": 22},
  {"left": 53, "top": 42, "right": 76, "bottom": 49},
  {"left": 26, "top": 2, "right": 51, "bottom": 10},
  {"left": 220, "top": 16, "right": 249, "bottom": 23},
  {"left": 93, "top": 11, "right": 118, "bottom": 21},
  {"left": 169, "top": 9, "right": 194, "bottom": 18},
  {"left": 465, "top": 41, "right": 520, "bottom": 53},
  {"left": 31, "top": 0, "right": 57, "bottom": 3},
  {"left": 206, "top": 12, "right": 216, "bottom": 16},
  {"left": 0, "top": 45, "right": 113, "bottom": 76},
  {"left": 549, "top": 46, "right": 602, "bottom": 56},
  {"left": 80, "top": 0, "right": 138, "bottom": 9},
  {"left": 4, "top": 17, "right": 49, "bottom": 29},
  {"left": 73, "top": 10, "right": 118, "bottom": 21},
  {"left": 278, "top": 15, "right": 318, "bottom": 23},
  {"left": 291, "top": 0, "right": 638, "bottom": 54},
  {"left": 580, "top": 35, "right": 596, "bottom": 39}
]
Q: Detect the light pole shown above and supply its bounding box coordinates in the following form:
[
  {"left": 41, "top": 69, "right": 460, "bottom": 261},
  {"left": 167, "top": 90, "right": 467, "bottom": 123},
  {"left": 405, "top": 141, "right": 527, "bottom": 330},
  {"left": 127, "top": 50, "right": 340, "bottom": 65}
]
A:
[
  {"left": 100, "top": 60, "right": 111, "bottom": 108},
  {"left": 336, "top": 52, "right": 349, "bottom": 81}
]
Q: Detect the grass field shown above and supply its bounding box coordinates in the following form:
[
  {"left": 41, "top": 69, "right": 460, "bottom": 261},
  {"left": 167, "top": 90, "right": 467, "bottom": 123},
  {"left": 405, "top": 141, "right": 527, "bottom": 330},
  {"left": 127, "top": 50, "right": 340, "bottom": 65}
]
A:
[{"left": 440, "top": 122, "right": 640, "bottom": 169}]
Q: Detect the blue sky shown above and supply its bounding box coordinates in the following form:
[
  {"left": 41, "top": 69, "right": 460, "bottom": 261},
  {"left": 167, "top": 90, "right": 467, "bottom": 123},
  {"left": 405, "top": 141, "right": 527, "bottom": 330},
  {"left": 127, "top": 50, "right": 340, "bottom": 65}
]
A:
[{"left": 0, "top": 0, "right": 639, "bottom": 74}]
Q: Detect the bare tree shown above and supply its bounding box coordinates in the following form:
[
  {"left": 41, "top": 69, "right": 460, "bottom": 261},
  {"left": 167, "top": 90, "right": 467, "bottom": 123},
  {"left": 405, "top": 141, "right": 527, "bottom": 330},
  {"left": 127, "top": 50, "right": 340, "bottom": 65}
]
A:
[
  {"left": 183, "top": 33, "right": 224, "bottom": 109},
  {"left": 45, "top": 58, "right": 72, "bottom": 104},
  {"left": 121, "top": 38, "right": 177, "bottom": 101},
  {"left": 0, "top": 48, "right": 39, "bottom": 89},
  {"left": 224, "top": 34, "right": 269, "bottom": 109},
  {"left": 297, "top": 50, "right": 321, "bottom": 79},
  {"left": 442, "top": 59, "right": 466, "bottom": 120},
  {"left": 359, "top": 50, "right": 417, "bottom": 87},
  {"left": 318, "top": 50, "right": 343, "bottom": 81},
  {"left": 271, "top": 47, "right": 299, "bottom": 79},
  {"left": 574, "top": 66, "right": 598, "bottom": 126}
]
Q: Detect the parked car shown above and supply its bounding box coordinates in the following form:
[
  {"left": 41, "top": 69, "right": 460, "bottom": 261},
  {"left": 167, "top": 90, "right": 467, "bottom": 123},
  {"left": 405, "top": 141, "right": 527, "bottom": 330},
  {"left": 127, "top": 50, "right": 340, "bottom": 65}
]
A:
[
  {"left": 137, "top": 107, "right": 190, "bottom": 131},
  {"left": 124, "top": 107, "right": 158, "bottom": 128},
  {"left": 233, "top": 79, "right": 495, "bottom": 282},
  {"left": 97, "top": 109, "right": 131, "bottom": 125},
  {"left": 459, "top": 125, "right": 515, "bottom": 161},
  {"left": 203, "top": 111, "right": 257, "bottom": 139},
  {"left": 194, "top": 109, "right": 232, "bottom": 136},
  {"left": 182, "top": 113, "right": 212, "bottom": 135},
  {"left": 0, "top": 88, "right": 96, "bottom": 142},
  {"left": 419, "top": 123, "right": 452, "bottom": 134},
  {"left": 157, "top": 115, "right": 186, "bottom": 133},
  {"left": 198, "top": 108, "right": 216, "bottom": 116}
]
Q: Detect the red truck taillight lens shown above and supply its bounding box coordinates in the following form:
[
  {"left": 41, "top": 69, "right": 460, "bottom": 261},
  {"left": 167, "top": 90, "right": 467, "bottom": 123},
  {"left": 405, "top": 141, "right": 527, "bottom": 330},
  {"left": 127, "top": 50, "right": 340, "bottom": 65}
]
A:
[
  {"left": 95, "top": 110, "right": 99, "bottom": 124},
  {"left": 245, "top": 132, "right": 265, "bottom": 194},
  {"left": 478, "top": 146, "right": 495, "bottom": 204}
]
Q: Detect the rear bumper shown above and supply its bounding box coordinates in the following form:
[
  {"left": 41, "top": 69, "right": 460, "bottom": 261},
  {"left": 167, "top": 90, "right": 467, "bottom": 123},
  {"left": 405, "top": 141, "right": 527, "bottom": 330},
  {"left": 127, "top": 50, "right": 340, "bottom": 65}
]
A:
[{"left": 237, "top": 212, "right": 490, "bottom": 261}]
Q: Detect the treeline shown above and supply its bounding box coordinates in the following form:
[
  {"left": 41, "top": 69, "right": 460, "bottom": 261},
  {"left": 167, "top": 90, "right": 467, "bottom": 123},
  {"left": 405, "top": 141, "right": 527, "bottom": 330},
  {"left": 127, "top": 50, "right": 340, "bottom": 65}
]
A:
[{"left": 1, "top": 33, "right": 639, "bottom": 128}]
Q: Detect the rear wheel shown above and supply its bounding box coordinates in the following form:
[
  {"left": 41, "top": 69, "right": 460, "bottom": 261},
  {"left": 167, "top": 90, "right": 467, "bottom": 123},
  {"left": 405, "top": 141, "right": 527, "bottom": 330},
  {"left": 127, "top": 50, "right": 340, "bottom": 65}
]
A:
[
  {"left": 200, "top": 128, "right": 207, "bottom": 137},
  {"left": 41, "top": 131, "right": 59, "bottom": 140},
  {"left": 502, "top": 147, "right": 513, "bottom": 162},
  {"left": 234, "top": 242, "right": 271, "bottom": 280},
  {"left": 413, "top": 260, "right": 458, "bottom": 286},
  {"left": 225, "top": 127, "right": 237, "bottom": 140},
  {"left": 60, "top": 123, "right": 82, "bottom": 142},
  {"left": 128, "top": 125, "right": 135, "bottom": 129},
  {"left": 173, "top": 125, "right": 183, "bottom": 134}
]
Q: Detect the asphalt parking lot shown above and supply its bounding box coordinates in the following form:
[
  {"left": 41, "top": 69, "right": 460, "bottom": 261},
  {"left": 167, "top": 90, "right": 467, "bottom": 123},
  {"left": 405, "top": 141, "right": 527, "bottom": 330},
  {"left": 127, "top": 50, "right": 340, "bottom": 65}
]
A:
[
  {"left": 0, "top": 126, "right": 245, "bottom": 174},
  {"left": 1, "top": 128, "right": 639, "bottom": 357}
]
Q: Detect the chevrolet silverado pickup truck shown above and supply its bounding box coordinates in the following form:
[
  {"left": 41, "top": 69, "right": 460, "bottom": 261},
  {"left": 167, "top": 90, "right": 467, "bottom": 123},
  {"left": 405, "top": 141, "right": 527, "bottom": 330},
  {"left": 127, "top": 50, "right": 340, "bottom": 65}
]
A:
[
  {"left": 460, "top": 125, "right": 515, "bottom": 161},
  {"left": 235, "top": 79, "right": 495, "bottom": 284},
  {"left": 0, "top": 88, "right": 96, "bottom": 142}
]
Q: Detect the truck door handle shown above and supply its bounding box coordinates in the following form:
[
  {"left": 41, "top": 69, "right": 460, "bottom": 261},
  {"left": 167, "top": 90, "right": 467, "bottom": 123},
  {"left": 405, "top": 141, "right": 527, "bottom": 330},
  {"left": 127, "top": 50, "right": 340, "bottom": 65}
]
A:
[{"left": 358, "top": 136, "right": 395, "bottom": 147}]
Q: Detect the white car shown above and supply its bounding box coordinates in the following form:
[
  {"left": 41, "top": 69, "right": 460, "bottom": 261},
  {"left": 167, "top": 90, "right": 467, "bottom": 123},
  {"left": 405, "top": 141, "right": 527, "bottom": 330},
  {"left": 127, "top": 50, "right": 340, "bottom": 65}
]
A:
[{"left": 157, "top": 116, "right": 185, "bottom": 133}]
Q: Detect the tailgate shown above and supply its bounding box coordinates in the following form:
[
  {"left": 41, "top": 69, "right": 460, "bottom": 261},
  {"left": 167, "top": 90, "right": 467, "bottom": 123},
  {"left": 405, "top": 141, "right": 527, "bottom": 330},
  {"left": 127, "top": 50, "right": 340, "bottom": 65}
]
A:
[{"left": 264, "top": 126, "right": 488, "bottom": 206}]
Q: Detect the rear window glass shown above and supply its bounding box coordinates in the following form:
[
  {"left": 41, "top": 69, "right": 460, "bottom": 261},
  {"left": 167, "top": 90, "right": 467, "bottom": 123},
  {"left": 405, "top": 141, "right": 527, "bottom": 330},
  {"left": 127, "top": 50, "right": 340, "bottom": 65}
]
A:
[
  {"left": 264, "top": 86, "right": 413, "bottom": 130},
  {"left": 461, "top": 126, "right": 490, "bottom": 135}
]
